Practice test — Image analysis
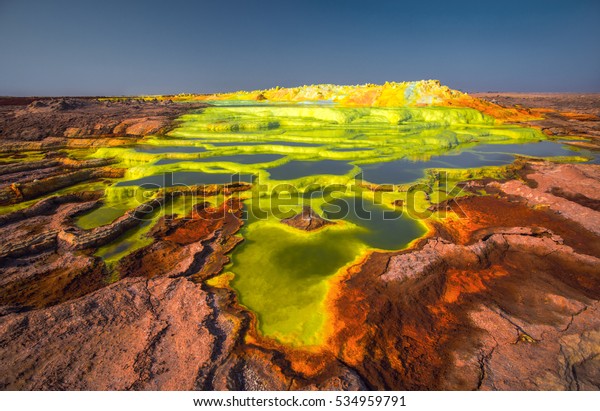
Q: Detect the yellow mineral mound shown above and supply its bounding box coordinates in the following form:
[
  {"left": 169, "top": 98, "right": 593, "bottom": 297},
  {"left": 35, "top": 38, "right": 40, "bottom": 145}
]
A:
[{"left": 175, "top": 80, "right": 541, "bottom": 122}]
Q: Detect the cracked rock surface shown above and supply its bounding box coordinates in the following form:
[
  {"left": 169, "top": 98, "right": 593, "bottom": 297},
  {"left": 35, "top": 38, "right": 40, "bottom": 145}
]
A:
[{"left": 327, "top": 171, "right": 600, "bottom": 390}]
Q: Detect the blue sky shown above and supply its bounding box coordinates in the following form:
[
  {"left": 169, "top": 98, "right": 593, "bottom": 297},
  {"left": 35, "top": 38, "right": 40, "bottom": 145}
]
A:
[{"left": 1, "top": 0, "right": 599, "bottom": 95}]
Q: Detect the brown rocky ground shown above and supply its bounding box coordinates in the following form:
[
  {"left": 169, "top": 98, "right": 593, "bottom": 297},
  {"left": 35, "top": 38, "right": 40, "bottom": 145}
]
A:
[
  {"left": 328, "top": 178, "right": 600, "bottom": 390},
  {"left": 0, "top": 95, "right": 599, "bottom": 390},
  {"left": 474, "top": 93, "right": 600, "bottom": 144},
  {"left": 0, "top": 97, "right": 206, "bottom": 155},
  {"left": 0, "top": 97, "right": 206, "bottom": 207},
  {"left": 0, "top": 97, "right": 206, "bottom": 142}
]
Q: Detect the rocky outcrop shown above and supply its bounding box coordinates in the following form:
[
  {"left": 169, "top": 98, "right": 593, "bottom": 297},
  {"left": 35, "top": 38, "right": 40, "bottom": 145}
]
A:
[
  {"left": 0, "top": 192, "right": 101, "bottom": 227},
  {"left": 0, "top": 157, "right": 119, "bottom": 191},
  {"left": 117, "top": 199, "right": 244, "bottom": 280},
  {"left": 0, "top": 196, "right": 162, "bottom": 261},
  {"left": 0, "top": 97, "right": 206, "bottom": 142},
  {"left": 0, "top": 276, "right": 223, "bottom": 389},
  {"left": 0, "top": 230, "right": 59, "bottom": 259},
  {"left": 491, "top": 162, "right": 600, "bottom": 235},
  {"left": 327, "top": 192, "right": 600, "bottom": 390},
  {"left": 474, "top": 93, "right": 600, "bottom": 144},
  {"left": 112, "top": 117, "right": 169, "bottom": 136},
  {"left": 0, "top": 137, "right": 136, "bottom": 153},
  {"left": 0, "top": 159, "right": 60, "bottom": 176},
  {"left": 281, "top": 206, "right": 334, "bottom": 231},
  {"left": 59, "top": 198, "right": 166, "bottom": 250},
  {"left": 0, "top": 167, "right": 125, "bottom": 205},
  {"left": 0, "top": 250, "right": 106, "bottom": 311},
  {"left": 0, "top": 274, "right": 368, "bottom": 390}
]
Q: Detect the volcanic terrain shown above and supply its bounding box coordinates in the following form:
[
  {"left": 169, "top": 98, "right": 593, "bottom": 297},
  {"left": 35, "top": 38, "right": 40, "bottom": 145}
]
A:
[{"left": 0, "top": 85, "right": 599, "bottom": 390}]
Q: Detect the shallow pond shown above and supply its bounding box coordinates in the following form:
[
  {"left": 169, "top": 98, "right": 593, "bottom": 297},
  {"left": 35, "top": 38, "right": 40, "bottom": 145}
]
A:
[
  {"left": 267, "top": 160, "right": 355, "bottom": 180},
  {"left": 208, "top": 140, "right": 323, "bottom": 147},
  {"left": 116, "top": 171, "right": 254, "bottom": 187},
  {"left": 135, "top": 145, "right": 208, "bottom": 154},
  {"left": 155, "top": 154, "right": 284, "bottom": 165},
  {"left": 229, "top": 194, "right": 426, "bottom": 346}
]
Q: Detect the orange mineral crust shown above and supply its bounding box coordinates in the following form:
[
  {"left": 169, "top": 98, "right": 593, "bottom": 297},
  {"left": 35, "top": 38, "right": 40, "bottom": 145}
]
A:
[{"left": 323, "top": 194, "right": 600, "bottom": 390}]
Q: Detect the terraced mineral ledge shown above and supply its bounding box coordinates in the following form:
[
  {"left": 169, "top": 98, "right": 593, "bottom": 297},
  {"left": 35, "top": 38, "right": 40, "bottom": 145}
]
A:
[{"left": 0, "top": 82, "right": 599, "bottom": 390}]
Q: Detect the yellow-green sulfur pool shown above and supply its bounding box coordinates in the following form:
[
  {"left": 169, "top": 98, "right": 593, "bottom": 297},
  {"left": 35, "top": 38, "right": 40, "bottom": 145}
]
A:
[{"left": 74, "top": 102, "right": 596, "bottom": 347}]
